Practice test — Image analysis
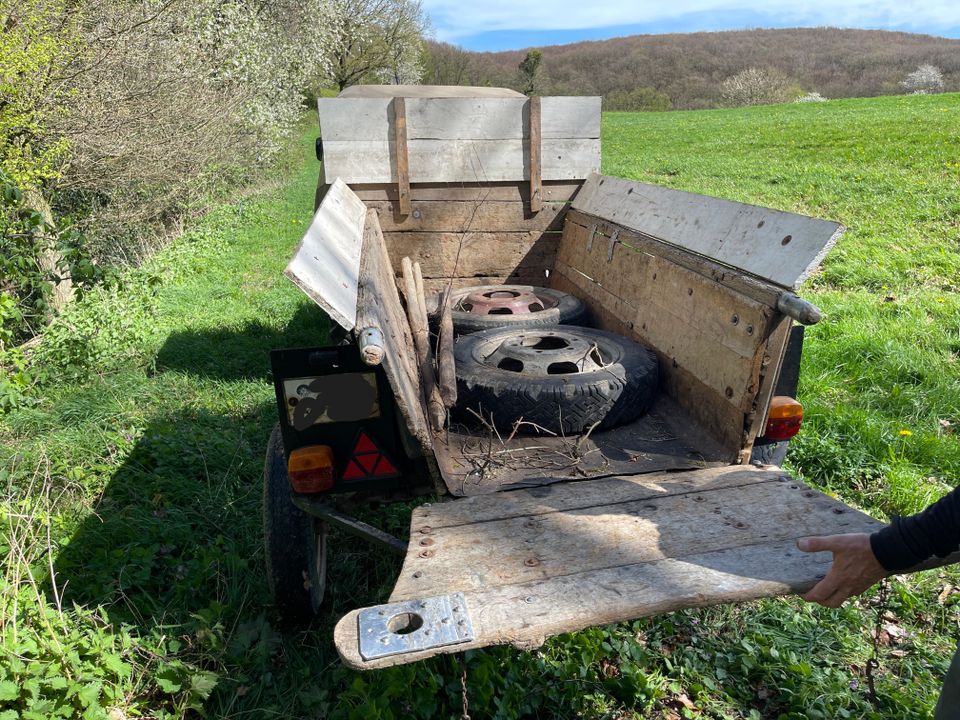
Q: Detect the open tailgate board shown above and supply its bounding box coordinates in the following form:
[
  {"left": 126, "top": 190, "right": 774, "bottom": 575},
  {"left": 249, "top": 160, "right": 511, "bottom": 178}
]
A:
[{"left": 334, "top": 465, "right": 883, "bottom": 669}]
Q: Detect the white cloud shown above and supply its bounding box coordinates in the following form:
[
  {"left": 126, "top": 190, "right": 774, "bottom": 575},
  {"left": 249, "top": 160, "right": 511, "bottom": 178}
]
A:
[{"left": 424, "top": 0, "right": 960, "bottom": 42}]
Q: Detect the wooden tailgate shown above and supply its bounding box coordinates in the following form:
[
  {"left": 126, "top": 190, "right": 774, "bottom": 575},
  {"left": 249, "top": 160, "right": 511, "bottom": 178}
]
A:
[{"left": 334, "top": 465, "right": 883, "bottom": 670}]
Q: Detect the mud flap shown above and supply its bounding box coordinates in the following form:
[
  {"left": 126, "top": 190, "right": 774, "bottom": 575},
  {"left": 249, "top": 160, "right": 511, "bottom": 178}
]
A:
[{"left": 334, "top": 464, "right": 884, "bottom": 670}]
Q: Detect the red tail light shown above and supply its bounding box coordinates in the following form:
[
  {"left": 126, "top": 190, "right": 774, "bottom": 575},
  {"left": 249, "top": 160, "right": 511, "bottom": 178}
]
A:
[
  {"left": 288, "top": 445, "right": 335, "bottom": 493},
  {"left": 763, "top": 396, "right": 803, "bottom": 441}
]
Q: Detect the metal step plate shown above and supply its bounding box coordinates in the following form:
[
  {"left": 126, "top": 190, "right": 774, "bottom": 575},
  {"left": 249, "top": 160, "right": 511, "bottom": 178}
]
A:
[{"left": 358, "top": 592, "right": 475, "bottom": 661}]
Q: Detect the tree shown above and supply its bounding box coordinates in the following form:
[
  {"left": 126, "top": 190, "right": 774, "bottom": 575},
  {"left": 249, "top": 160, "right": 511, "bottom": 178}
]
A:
[
  {"left": 422, "top": 40, "right": 475, "bottom": 86},
  {"left": 329, "top": 0, "right": 429, "bottom": 90},
  {"left": 902, "top": 64, "right": 944, "bottom": 94},
  {"left": 518, "top": 49, "right": 543, "bottom": 95},
  {"left": 720, "top": 67, "right": 797, "bottom": 107}
]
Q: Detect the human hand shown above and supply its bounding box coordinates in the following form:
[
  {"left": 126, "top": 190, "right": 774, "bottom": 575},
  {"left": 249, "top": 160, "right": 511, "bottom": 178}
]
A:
[{"left": 796, "top": 533, "right": 888, "bottom": 608}]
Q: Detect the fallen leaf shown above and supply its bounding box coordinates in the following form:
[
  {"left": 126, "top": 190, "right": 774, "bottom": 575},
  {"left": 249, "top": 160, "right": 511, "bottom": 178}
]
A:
[{"left": 939, "top": 584, "right": 955, "bottom": 605}]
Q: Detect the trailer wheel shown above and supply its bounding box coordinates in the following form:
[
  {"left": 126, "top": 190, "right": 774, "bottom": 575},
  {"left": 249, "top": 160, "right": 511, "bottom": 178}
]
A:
[
  {"left": 455, "top": 326, "right": 658, "bottom": 434},
  {"left": 263, "top": 424, "right": 327, "bottom": 622},
  {"left": 450, "top": 285, "right": 588, "bottom": 334}
]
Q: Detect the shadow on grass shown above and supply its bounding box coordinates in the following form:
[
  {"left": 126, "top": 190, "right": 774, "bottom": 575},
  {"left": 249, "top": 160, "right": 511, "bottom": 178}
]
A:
[
  {"left": 47, "top": 307, "right": 408, "bottom": 714},
  {"left": 153, "top": 302, "right": 333, "bottom": 381}
]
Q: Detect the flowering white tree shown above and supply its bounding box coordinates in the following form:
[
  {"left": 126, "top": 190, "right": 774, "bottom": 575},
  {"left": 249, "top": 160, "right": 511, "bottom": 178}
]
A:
[
  {"left": 902, "top": 64, "right": 944, "bottom": 94},
  {"left": 795, "top": 92, "right": 827, "bottom": 103},
  {"left": 720, "top": 67, "right": 795, "bottom": 107},
  {"left": 329, "top": 0, "right": 428, "bottom": 89}
]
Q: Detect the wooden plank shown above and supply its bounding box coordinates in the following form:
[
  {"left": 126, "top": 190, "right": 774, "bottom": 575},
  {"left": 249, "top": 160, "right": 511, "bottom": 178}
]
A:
[
  {"left": 382, "top": 231, "right": 560, "bottom": 279},
  {"left": 528, "top": 97, "right": 542, "bottom": 213},
  {"left": 338, "top": 85, "right": 525, "bottom": 99},
  {"left": 356, "top": 210, "right": 432, "bottom": 451},
  {"left": 318, "top": 96, "right": 600, "bottom": 142},
  {"left": 349, "top": 181, "right": 582, "bottom": 204},
  {"left": 571, "top": 174, "right": 845, "bottom": 289},
  {"left": 321, "top": 138, "right": 600, "bottom": 184},
  {"left": 739, "top": 316, "right": 792, "bottom": 461},
  {"left": 420, "top": 463, "right": 774, "bottom": 529},
  {"left": 368, "top": 199, "right": 568, "bottom": 233},
  {"left": 285, "top": 178, "right": 366, "bottom": 331},
  {"left": 333, "top": 465, "right": 884, "bottom": 669},
  {"left": 392, "top": 98, "right": 411, "bottom": 217}
]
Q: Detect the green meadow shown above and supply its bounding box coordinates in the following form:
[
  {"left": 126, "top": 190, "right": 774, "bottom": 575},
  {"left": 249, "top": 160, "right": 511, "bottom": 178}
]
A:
[{"left": 1, "top": 93, "right": 958, "bottom": 719}]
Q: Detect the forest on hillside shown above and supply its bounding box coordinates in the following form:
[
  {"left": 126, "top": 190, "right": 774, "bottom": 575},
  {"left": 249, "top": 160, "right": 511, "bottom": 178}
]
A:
[{"left": 423, "top": 27, "right": 960, "bottom": 109}]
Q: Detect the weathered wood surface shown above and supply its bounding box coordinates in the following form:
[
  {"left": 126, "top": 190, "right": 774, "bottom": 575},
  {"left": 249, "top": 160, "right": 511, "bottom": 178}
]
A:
[
  {"left": 383, "top": 231, "right": 561, "bottom": 279},
  {"left": 368, "top": 199, "right": 568, "bottom": 233},
  {"left": 739, "top": 316, "right": 792, "bottom": 461},
  {"left": 401, "top": 257, "right": 445, "bottom": 430},
  {"left": 571, "top": 173, "right": 845, "bottom": 289},
  {"left": 285, "top": 178, "right": 366, "bottom": 331},
  {"left": 436, "top": 287, "right": 456, "bottom": 407},
  {"left": 318, "top": 96, "right": 600, "bottom": 184},
  {"left": 555, "top": 218, "right": 774, "bottom": 405},
  {"left": 528, "top": 96, "right": 542, "bottom": 213},
  {"left": 338, "top": 85, "right": 524, "bottom": 99},
  {"left": 392, "top": 97, "right": 411, "bottom": 216},
  {"left": 349, "top": 181, "right": 581, "bottom": 205},
  {"left": 319, "top": 96, "right": 600, "bottom": 142},
  {"left": 334, "top": 465, "right": 884, "bottom": 669},
  {"left": 434, "top": 393, "right": 729, "bottom": 496},
  {"left": 322, "top": 138, "right": 599, "bottom": 184},
  {"left": 356, "top": 212, "right": 431, "bottom": 450},
  {"left": 422, "top": 273, "right": 550, "bottom": 297}
]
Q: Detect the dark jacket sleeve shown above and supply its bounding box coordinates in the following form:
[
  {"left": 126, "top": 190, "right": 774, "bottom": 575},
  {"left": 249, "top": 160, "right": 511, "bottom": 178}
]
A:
[{"left": 870, "top": 486, "right": 960, "bottom": 572}]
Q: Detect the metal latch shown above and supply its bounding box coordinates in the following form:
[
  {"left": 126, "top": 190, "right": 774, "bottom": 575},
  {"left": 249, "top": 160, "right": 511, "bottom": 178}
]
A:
[
  {"left": 606, "top": 228, "right": 620, "bottom": 262},
  {"left": 586, "top": 223, "right": 598, "bottom": 253},
  {"left": 357, "top": 592, "right": 475, "bottom": 660}
]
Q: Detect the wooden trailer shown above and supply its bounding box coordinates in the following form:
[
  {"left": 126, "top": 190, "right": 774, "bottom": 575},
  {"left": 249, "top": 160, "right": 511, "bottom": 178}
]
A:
[{"left": 274, "top": 85, "right": 886, "bottom": 670}]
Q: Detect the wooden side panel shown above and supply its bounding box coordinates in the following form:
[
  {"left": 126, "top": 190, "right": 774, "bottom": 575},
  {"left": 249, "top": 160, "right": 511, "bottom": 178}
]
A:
[
  {"left": 319, "top": 96, "right": 601, "bottom": 184},
  {"left": 285, "top": 178, "right": 366, "bottom": 331},
  {"left": 571, "top": 173, "right": 845, "bottom": 289},
  {"left": 333, "top": 465, "right": 885, "bottom": 669},
  {"left": 367, "top": 199, "right": 568, "bottom": 234}
]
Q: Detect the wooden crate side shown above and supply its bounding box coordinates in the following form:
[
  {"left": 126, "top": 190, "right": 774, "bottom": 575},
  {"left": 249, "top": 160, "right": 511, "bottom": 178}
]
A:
[{"left": 366, "top": 199, "right": 568, "bottom": 233}]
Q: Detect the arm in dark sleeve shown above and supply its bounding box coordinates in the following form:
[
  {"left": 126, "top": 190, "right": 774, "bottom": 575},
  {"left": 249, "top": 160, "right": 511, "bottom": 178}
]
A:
[{"left": 870, "top": 486, "right": 960, "bottom": 573}]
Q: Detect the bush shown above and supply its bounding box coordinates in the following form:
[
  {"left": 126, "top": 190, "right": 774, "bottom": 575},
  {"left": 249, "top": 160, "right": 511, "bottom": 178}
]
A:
[
  {"left": 603, "top": 87, "right": 672, "bottom": 112},
  {"left": 901, "top": 64, "right": 944, "bottom": 94},
  {"left": 796, "top": 92, "right": 828, "bottom": 103}
]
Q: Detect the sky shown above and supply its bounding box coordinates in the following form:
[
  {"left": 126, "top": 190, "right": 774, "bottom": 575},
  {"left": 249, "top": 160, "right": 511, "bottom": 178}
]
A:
[{"left": 422, "top": 0, "right": 960, "bottom": 51}]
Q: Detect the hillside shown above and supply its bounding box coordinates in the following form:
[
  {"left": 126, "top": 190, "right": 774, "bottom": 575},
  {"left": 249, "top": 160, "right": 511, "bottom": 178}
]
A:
[{"left": 424, "top": 27, "right": 960, "bottom": 108}]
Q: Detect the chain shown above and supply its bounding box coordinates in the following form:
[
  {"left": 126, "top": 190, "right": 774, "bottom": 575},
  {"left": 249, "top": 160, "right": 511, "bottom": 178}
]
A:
[
  {"left": 457, "top": 653, "right": 471, "bottom": 720},
  {"left": 865, "top": 579, "right": 890, "bottom": 707}
]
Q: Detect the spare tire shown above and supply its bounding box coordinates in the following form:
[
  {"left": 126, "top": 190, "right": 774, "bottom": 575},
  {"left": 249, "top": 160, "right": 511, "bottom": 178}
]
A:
[
  {"left": 449, "top": 285, "right": 588, "bottom": 334},
  {"left": 455, "top": 326, "right": 659, "bottom": 435}
]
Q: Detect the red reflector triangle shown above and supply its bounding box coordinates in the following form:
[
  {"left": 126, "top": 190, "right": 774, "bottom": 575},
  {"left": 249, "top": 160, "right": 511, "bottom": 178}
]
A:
[
  {"left": 373, "top": 455, "right": 397, "bottom": 476},
  {"left": 353, "top": 432, "right": 378, "bottom": 455},
  {"left": 341, "top": 460, "right": 367, "bottom": 480},
  {"left": 356, "top": 453, "right": 379, "bottom": 473}
]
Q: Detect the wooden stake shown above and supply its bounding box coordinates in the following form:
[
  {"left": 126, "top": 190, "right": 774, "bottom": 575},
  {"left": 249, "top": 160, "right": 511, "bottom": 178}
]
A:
[
  {"left": 401, "top": 257, "right": 445, "bottom": 429},
  {"left": 437, "top": 286, "right": 457, "bottom": 407},
  {"left": 393, "top": 97, "right": 411, "bottom": 217},
  {"left": 528, "top": 96, "right": 542, "bottom": 214}
]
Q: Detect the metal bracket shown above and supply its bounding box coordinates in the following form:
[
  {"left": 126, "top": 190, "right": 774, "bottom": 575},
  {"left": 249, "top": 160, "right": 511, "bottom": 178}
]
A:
[
  {"left": 586, "top": 224, "right": 598, "bottom": 253},
  {"left": 358, "top": 592, "right": 475, "bottom": 660},
  {"left": 606, "top": 229, "right": 620, "bottom": 263},
  {"left": 291, "top": 496, "right": 408, "bottom": 555}
]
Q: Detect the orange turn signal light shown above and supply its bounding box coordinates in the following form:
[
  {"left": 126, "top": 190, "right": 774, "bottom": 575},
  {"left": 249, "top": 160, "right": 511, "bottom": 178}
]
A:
[
  {"left": 763, "top": 396, "right": 804, "bottom": 441},
  {"left": 287, "top": 445, "right": 335, "bottom": 493}
]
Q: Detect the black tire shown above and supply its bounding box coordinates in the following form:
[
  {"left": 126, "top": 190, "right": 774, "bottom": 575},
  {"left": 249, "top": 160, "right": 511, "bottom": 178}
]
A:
[
  {"left": 750, "top": 440, "right": 790, "bottom": 467},
  {"left": 450, "top": 285, "right": 588, "bottom": 335},
  {"left": 263, "top": 424, "right": 327, "bottom": 623},
  {"left": 455, "top": 326, "right": 659, "bottom": 435}
]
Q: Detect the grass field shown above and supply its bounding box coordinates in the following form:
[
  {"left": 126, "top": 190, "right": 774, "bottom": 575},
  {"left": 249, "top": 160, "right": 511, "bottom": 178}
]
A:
[{"left": 1, "top": 93, "right": 959, "bottom": 719}]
